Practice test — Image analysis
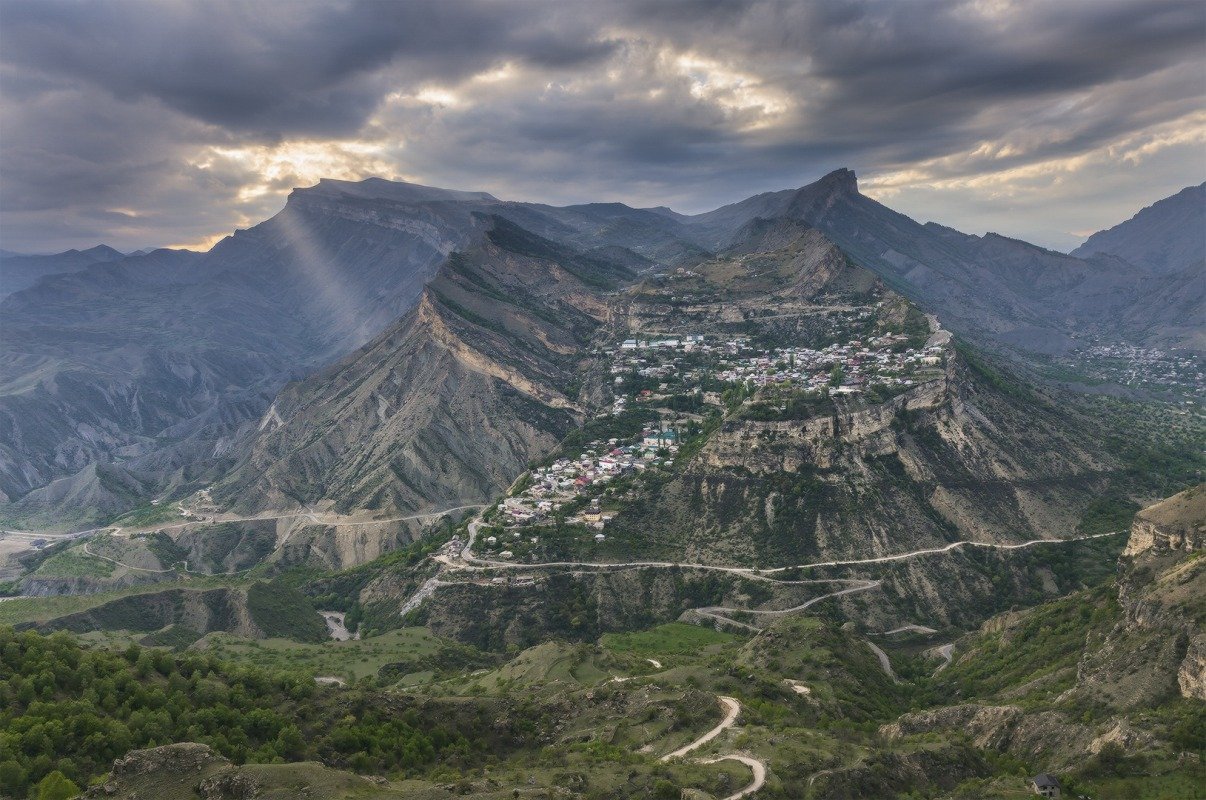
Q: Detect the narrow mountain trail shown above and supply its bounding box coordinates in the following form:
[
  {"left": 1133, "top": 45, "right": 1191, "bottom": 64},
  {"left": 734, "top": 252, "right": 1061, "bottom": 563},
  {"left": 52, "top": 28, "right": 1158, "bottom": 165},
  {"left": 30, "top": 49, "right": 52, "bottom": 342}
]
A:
[
  {"left": 81, "top": 542, "right": 177, "bottom": 574},
  {"left": 661, "top": 696, "right": 767, "bottom": 799},
  {"left": 865, "top": 640, "right": 898, "bottom": 682},
  {"left": 933, "top": 643, "right": 955, "bottom": 673},
  {"left": 879, "top": 623, "right": 938, "bottom": 635},
  {"left": 703, "top": 755, "right": 767, "bottom": 800},
  {"left": 662, "top": 696, "right": 742, "bottom": 760}
]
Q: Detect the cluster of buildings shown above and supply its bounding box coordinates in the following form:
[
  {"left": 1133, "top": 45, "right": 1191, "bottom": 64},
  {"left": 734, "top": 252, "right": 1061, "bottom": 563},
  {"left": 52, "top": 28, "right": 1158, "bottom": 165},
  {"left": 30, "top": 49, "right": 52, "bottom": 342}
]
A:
[
  {"left": 1075, "top": 343, "right": 1203, "bottom": 396},
  {"left": 493, "top": 428, "right": 681, "bottom": 534},
  {"left": 605, "top": 329, "right": 946, "bottom": 411},
  {"left": 713, "top": 336, "right": 944, "bottom": 395}
]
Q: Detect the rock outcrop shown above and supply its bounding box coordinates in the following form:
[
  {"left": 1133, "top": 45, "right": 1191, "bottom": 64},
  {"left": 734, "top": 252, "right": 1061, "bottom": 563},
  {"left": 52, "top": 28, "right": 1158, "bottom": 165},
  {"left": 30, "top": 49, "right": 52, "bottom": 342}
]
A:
[
  {"left": 1075, "top": 485, "right": 1206, "bottom": 707},
  {"left": 1123, "top": 484, "right": 1205, "bottom": 556}
]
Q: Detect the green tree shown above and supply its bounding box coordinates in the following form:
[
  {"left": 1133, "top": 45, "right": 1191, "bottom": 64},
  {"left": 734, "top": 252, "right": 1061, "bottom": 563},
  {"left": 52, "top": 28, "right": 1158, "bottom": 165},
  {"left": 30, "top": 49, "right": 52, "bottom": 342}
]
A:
[{"left": 35, "top": 770, "right": 80, "bottom": 800}]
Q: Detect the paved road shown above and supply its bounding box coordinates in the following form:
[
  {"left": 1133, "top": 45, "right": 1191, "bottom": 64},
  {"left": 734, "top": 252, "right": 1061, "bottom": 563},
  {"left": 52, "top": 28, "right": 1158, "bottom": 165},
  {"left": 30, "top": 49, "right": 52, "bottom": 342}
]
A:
[
  {"left": 8, "top": 504, "right": 485, "bottom": 541},
  {"left": 866, "top": 641, "right": 898, "bottom": 682},
  {"left": 760, "top": 532, "right": 1122, "bottom": 573},
  {"left": 67, "top": 503, "right": 487, "bottom": 577},
  {"left": 462, "top": 520, "right": 1121, "bottom": 577}
]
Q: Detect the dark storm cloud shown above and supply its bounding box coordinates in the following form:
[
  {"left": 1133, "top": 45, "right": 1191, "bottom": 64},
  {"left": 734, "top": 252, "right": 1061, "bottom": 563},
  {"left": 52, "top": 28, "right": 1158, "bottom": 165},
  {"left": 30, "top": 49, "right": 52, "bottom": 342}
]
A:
[
  {"left": 0, "top": 0, "right": 615, "bottom": 138},
  {"left": 0, "top": 0, "right": 1202, "bottom": 252}
]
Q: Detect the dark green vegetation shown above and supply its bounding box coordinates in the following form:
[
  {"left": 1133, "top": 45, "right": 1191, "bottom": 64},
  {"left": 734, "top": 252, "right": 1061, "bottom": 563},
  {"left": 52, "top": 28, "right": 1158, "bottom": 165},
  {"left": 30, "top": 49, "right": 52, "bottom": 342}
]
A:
[
  {"left": 0, "top": 628, "right": 507, "bottom": 798},
  {"left": 245, "top": 582, "right": 328, "bottom": 643}
]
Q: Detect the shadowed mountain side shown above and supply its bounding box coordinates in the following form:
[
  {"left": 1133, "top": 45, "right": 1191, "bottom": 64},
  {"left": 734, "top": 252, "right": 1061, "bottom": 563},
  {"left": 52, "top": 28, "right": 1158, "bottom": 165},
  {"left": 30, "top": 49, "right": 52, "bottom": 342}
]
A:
[
  {"left": 1072, "top": 183, "right": 1206, "bottom": 274},
  {"left": 0, "top": 181, "right": 707, "bottom": 526},
  {"left": 685, "top": 169, "right": 1203, "bottom": 354},
  {"left": 215, "top": 219, "right": 626, "bottom": 516},
  {"left": 0, "top": 244, "right": 127, "bottom": 298}
]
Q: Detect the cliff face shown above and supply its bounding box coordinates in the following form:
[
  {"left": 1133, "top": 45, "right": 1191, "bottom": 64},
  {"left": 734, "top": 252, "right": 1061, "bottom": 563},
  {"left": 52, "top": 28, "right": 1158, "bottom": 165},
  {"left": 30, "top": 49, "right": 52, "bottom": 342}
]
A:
[
  {"left": 215, "top": 219, "right": 628, "bottom": 518},
  {"left": 1077, "top": 485, "right": 1205, "bottom": 706},
  {"left": 1122, "top": 485, "right": 1205, "bottom": 556},
  {"left": 608, "top": 354, "right": 1116, "bottom": 568}
]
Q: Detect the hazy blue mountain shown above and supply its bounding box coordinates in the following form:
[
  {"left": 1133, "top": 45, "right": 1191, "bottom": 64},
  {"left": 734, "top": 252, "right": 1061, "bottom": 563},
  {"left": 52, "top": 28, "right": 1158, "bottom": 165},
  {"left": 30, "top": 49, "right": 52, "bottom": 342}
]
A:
[
  {"left": 3, "top": 172, "right": 1200, "bottom": 528},
  {"left": 0, "top": 180, "right": 701, "bottom": 527},
  {"left": 682, "top": 169, "right": 1202, "bottom": 354},
  {"left": 0, "top": 244, "right": 126, "bottom": 298},
  {"left": 1071, "top": 183, "right": 1205, "bottom": 274}
]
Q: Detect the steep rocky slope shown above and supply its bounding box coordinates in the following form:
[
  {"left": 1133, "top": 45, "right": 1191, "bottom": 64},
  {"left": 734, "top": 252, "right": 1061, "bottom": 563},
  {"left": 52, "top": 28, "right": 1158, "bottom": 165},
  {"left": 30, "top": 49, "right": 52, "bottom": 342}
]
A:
[
  {"left": 7, "top": 172, "right": 1198, "bottom": 530},
  {"left": 1075, "top": 485, "right": 1205, "bottom": 707},
  {"left": 0, "top": 184, "right": 477, "bottom": 525},
  {"left": 1072, "top": 183, "right": 1205, "bottom": 274},
  {"left": 881, "top": 485, "right": 1205, "bottom": 774},
  {"left": 607, "top": 355, "right": 1115, "bottom": 568},
  {"left": 215, "top": 218, "right": 626, "bottom": 516},
  {"left": 0, "top": 181, "right": 700, "bottom": 528}
]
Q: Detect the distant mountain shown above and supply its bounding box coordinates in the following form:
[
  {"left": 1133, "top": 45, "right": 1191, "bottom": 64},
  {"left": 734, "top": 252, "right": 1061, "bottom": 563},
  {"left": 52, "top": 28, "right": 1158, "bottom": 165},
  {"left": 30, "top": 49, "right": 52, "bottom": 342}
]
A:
[
  {"left": 1072, "top": 183, "right": 1205, "bottom": 274},
  {"left": 0, "top": 180, "right": 696, "bottom": 527},
  {"left": 682, "top": 169, "right": 1203, "bottom": 353},
  {"left": 0, "top": 244, "right": 125, "bottom": 297},
  {"left": 4, "top": 171, "right": 1201, "bottom": 528}
]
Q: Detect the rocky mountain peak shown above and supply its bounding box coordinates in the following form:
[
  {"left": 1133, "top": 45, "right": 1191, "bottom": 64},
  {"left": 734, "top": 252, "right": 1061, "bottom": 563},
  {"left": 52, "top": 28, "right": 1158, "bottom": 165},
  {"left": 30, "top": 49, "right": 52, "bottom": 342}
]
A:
[
  {"left": 292, "top": 176, "right": 499, "bottom": 206},
  {"left": 813, "top": 167, "right": 859, "bottom": 196}
]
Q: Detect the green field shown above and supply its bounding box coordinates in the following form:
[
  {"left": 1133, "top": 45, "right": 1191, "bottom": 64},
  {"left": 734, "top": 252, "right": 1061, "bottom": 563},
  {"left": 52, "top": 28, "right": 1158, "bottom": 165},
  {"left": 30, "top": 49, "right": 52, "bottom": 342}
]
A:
[
  {"left": 200, "top": 627, "right": 472, "bottom": 683},
  {"left": 30, "top": 547, "right": 115, "bottom": 578},
  {"left": 601, "top": 622, "right": 737, "bottom": 663}
]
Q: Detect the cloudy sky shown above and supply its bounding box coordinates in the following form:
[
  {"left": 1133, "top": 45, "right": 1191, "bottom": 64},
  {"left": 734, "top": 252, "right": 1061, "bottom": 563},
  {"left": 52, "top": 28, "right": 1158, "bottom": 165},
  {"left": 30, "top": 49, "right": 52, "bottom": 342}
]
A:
[{"left": 1, "top": 0, "right": 1203, "bottom": 254}]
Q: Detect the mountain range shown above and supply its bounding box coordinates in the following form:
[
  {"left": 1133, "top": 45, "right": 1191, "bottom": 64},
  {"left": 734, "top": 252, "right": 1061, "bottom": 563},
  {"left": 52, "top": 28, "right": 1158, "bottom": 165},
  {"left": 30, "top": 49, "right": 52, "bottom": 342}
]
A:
[{"left": 0, "top": 170, "right": 1201, "bottom": 530}]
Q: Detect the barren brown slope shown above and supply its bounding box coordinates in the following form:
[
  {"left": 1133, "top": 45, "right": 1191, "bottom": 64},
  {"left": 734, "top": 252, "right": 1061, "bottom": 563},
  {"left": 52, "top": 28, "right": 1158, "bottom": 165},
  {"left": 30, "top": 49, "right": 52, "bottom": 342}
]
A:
[{"left": 215, "top": 218, "right": 627, "bottom": 517}]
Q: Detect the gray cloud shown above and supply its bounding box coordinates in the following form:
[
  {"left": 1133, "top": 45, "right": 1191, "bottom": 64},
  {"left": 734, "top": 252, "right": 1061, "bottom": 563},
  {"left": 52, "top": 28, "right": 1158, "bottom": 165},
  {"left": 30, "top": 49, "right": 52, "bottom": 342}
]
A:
[{"left": 0, "top": 0, "right": 1202, "bottom": 252}]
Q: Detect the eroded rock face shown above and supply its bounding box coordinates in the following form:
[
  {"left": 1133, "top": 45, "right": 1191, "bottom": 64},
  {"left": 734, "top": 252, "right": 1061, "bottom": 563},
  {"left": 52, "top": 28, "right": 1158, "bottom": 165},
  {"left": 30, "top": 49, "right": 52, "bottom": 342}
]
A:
[
  {"left": 86, "top": 743, "right": 244, "bottom": 800},
  {"left": 1075, "top": 485, "right": 1206, "bottom": 707},
  {"left": 1123, "top": 485, "right": 1205, "bottom": 556},
  {"left": 1177, "top": 632, "right": 1206, "bottom": 701},
  {"left": 110, "top": 742, "right": 228, "bottom": 777},
  {"left": 880, "top": 704, "right": 1102, "bottom": 768}
]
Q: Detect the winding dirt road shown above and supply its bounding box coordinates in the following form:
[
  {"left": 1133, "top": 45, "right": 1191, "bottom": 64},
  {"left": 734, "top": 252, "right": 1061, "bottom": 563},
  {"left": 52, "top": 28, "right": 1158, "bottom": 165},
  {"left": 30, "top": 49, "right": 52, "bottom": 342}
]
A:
[{"left": 661, "top": 695, "right": 767, "bottom": 800}]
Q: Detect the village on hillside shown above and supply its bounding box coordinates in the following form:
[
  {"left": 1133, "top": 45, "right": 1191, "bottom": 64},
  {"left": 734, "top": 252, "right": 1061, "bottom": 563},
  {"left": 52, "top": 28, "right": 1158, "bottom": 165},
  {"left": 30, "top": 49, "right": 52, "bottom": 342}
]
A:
[{"left": 477, "top": 322, "right": 950, "bottom": 557}]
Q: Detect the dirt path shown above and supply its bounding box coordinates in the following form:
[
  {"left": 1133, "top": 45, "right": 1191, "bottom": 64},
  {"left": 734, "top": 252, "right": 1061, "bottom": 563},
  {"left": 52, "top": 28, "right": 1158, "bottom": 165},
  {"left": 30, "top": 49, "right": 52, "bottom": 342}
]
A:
[
  {"left": 662, "top": 695, "right": 742, "bottom": 760},
  {"left": 933, "top": 643, "right": 955, "bottom": 673},
  {"left": 702, "top": 754, "right": 767, "bottom": 800},
  {"left": 661, "top": 696, "right": 767, "bottom": 798},
  {"left": 879, "top": 623, "right": 937, "bottom": 635},
  {"left": 82, "top": 542, "right": 176, "bottom": 574}
]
